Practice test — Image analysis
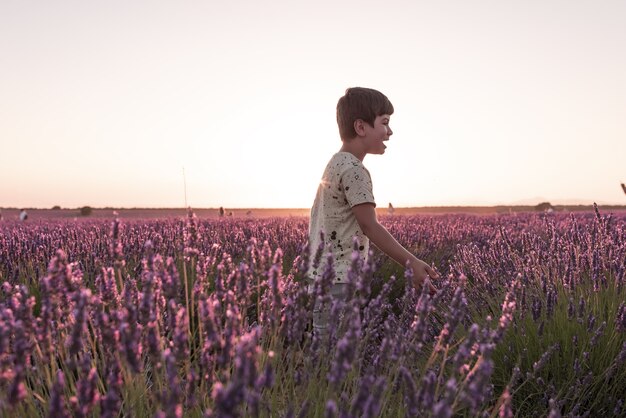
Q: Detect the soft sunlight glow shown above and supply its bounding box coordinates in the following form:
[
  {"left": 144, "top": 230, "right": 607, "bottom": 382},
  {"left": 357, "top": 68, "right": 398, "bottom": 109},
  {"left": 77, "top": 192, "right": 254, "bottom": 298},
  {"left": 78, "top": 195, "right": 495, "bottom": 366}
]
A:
[{"left": 1, "top": 0, "right": 625, "bottom": 208}]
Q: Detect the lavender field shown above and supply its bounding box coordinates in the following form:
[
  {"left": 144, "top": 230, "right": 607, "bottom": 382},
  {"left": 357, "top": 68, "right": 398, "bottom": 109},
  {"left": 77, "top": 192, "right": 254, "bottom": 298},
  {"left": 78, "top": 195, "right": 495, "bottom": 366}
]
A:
[{"left": 0, "top": 209, "right": 624, "bottom": 417}]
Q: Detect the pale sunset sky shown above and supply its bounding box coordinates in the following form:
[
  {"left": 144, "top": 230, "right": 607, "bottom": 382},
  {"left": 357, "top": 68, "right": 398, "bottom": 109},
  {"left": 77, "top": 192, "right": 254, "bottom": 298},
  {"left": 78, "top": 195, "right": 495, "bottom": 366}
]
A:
[{"left": 1, "top": 0, "right": 625, "bottom": 209}]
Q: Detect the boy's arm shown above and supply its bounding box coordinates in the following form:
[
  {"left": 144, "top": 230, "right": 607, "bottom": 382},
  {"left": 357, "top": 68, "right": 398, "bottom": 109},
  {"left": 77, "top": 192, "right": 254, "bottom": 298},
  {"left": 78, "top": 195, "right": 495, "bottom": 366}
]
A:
[{"left": 352, "top": 203, "right": 439, "bottom": 291}]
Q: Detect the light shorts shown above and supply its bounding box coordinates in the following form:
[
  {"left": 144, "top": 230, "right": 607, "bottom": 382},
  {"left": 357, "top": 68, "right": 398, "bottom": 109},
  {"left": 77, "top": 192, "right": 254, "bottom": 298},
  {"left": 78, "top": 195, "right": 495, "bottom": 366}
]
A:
[{"left": 310, "top": 283, "right": 348, "bottom": 337}]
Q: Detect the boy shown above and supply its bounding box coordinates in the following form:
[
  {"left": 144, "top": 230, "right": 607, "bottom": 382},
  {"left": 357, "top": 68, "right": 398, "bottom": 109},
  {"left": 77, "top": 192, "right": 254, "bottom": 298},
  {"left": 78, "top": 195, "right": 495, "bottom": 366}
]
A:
[{"left": 308, "top": 87, "right": 439, "bottom": 334}]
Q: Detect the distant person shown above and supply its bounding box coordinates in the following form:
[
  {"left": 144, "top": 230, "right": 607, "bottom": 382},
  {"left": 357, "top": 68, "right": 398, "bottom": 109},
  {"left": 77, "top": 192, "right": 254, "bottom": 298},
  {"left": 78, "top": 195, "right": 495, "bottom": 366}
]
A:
[
  {"left": 219, "top": 206, "right": 225, "bottom": 217},
  {"left": 19, "top": 209, "right": 28, "bottom": 221},
  {"left": 307, "top": 87, "right": 439, "bottom": 336},
  {"left": 388, "top": 202, "right": 395, "bottom": 215}
]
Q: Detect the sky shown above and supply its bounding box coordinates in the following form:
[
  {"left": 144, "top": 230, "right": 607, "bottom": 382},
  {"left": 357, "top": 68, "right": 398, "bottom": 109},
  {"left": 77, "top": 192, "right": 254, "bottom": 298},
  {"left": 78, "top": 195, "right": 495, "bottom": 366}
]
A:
[{"left": 1, "top": 0, "right": 625, "bottom": 209}]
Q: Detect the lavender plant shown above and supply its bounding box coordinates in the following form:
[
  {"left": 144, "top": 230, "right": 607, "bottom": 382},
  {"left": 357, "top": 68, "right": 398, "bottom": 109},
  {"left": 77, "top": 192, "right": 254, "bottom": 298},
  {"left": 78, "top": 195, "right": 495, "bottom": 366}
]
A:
[{"left": 0, "top": 210, "right": 624, "bottom": 416}]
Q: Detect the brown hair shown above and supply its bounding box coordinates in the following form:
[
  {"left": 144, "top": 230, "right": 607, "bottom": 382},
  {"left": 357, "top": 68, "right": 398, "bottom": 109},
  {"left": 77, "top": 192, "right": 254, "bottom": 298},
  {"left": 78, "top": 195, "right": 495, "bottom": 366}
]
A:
[{"left": 336, "top": 87, "right": 394, "bottom": 141}]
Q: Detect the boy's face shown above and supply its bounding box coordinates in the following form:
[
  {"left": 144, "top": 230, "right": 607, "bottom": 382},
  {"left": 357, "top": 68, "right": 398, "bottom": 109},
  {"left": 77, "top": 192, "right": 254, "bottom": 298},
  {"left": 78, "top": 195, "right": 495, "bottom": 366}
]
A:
[{"left": 362, "top": 114, "right": 393, "bottom": 155}]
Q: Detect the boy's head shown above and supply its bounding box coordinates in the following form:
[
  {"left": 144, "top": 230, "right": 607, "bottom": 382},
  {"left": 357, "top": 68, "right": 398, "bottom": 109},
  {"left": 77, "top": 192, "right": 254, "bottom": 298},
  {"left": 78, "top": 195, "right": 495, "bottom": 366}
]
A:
[{"left": 336, "top": 87, "right": 394, "bottom": 141}]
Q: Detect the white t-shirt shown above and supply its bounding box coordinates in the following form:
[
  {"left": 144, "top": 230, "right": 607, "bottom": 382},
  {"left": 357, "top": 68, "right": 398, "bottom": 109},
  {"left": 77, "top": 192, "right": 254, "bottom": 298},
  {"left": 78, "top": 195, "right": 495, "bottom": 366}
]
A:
[{"left": 308, "top": 152, "right": 376, "bottom": 283}]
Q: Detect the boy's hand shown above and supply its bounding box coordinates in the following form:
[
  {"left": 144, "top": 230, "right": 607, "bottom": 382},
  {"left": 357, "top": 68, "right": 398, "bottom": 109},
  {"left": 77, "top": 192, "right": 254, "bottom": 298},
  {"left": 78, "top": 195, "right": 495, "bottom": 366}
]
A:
[
  {"left": 351, "top": 203, "right": 440, "bottom": 295},
  {"left": 409, "top": 258, "right": 439, "bottom": 294}
]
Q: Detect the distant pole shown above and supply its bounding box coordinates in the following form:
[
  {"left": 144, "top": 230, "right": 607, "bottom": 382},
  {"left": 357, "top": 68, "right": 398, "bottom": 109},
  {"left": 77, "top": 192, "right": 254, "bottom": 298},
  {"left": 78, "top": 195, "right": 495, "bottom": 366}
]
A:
[{"left": 183, "top": 167, "right": 188, "bottom": 208}]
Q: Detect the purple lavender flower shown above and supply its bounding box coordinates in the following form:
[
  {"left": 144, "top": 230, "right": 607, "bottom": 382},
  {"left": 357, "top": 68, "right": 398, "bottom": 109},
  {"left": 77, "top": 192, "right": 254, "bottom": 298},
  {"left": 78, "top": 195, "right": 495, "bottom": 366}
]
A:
[
  {"left": 183, "top": 208, "right": 200, "bottom": 260},
  {"left": 265, "top": 259, "right": 284, "bottom": 328},
  {"left": 586, "top": 313, "right": 596, "bottom": 332},
  {"left": 217, "top": 296, "right": 243, "bottom": 368},
  {"left": 399, "top": 366, "right": 420, "bottom": 417},
  {"left": 171, "top": 304, "right": 189, "bottom": 362},
  {"left": 615, "top": 302, "right": 625, "bottom": 332},
  {"left": 92, "top": 302, "right": 121, "bottom": 359},
  {"left": 210, "top": 329, "right": 262, "bottom": 417},
  {"left": 350, "top": 374, "right": 374, "bottom": 417},
  {"left": 410, "top": 279, "right": 434, "bottom": 344},
  {"left": 533, "top": 344, "right": 559, "bottom": 374},
  {"left": 4, "top": 285, "right": 35, "bottom": 406},
  {"left": 578, "top": 296, "right": 586, "bottom": 322},
  {"left": 256, "top": 358, "right": 274, "bottom": 389},
  {"left": 360, "top": 376, "right": 386, "bottom": 418},
  {"left": 139, "top": 242, "right": 164, "bottom": 325},
  {"left": 295, "top": 240, "right": 310, "bottom": 277},
  {"left": 461, "top": 356, "right": 494, "bottom": 413},
  {"left": 531, "top": 298, "right": 542, "bottom": 322},
  {"left": 7, "top": 365, "right": 27, "bottom": 406},
  {"left": 184, "top": 368, "right": 198, "bottom": 410},
  {"left": 310, "top": 232, "right": 326, "bottom": 274},
  {"left": 573, "top": 358, "right": 581, "bottom": 375},
  {"left": 47, "top": 370, "right": 70, "bottom": 418},
  {"left": 453, "top": 323, "right": 479, "bottom": 374},
  {"left": 432, "top": 377, "right": 456, "bottom": 418},
  {"left": 590, "top": 321, "right": 606, "bottom": 346},
  {"left": 493, "top": 280, "right": 519, "bottom": 343},
  {"left": 163, "top": 256, "right": 181, "bottom": 301},
  {"left": 498, "top": 386, "right": 513, "bottom": 418},
  {"left": 605, "top": 341, "right": 626, "bottom": 379},
  {"left": 119, "top": 281, "right": 143, "bottom": 373},
  {"left": 278, "top": 276, "right": 311, "bottom": 345},
  {"left": 567, "top": 297, "right": 575, "bottom": 320},
  {"left": 109, "top": 217, "right": 125, "bottom": 268},
  {"left": 100, "top": 358, "right": 122, "bottom": 418},
  {"left": 325, "top": 399, "right": 338, "bottom": 418},
  {"left": 96, "top": 267, "right": 121, "bottom": 310},
  {"left": 66, "top": 288, "right": 92, "bottom": 360},
  {"left": 70, "top": 354, "right": 101, "bottom": 418},
  {"left": 435, "top": 283, "right": 467, "bottom": 349},
  {"left": 325, "top": 296, "right": 347, "bottom": 352},
  {"left": 158, "top": 349, "right": 183, "bottom": 418},
  {"left": 417, "top": 370, "right": 437, "bottom": 410},
  {"left": 547, "top": 398, "right": 562, "bottom": 418},
  {"left": 545, "top": 289, "right": 555, "bottom": 318},
  {"left": 145, "top": 319, "right": 162, "bottom": 365},
  {"left": 328, "top": 305, "right": 361, "bottom": 386}
]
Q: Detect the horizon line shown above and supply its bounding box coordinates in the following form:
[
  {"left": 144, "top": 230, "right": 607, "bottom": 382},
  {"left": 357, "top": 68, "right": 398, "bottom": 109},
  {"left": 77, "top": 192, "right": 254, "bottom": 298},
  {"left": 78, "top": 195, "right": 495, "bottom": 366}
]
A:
[{"left": 3, "top": 203, "right": 626, "bottom": 211}]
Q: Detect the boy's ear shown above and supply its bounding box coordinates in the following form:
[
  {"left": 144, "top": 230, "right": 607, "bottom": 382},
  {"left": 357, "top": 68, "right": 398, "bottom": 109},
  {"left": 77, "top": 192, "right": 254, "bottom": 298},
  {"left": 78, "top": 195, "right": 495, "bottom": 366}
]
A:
[{"left": 353, "top": 119, "right": 366, "bottom": 137}]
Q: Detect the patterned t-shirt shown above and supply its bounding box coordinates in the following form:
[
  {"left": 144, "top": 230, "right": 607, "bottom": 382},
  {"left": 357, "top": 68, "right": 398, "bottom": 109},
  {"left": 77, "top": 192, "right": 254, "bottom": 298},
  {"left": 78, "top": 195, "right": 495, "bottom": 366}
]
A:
[{"left": 308, "top": 152, "right": 376, "bottom": 283}]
